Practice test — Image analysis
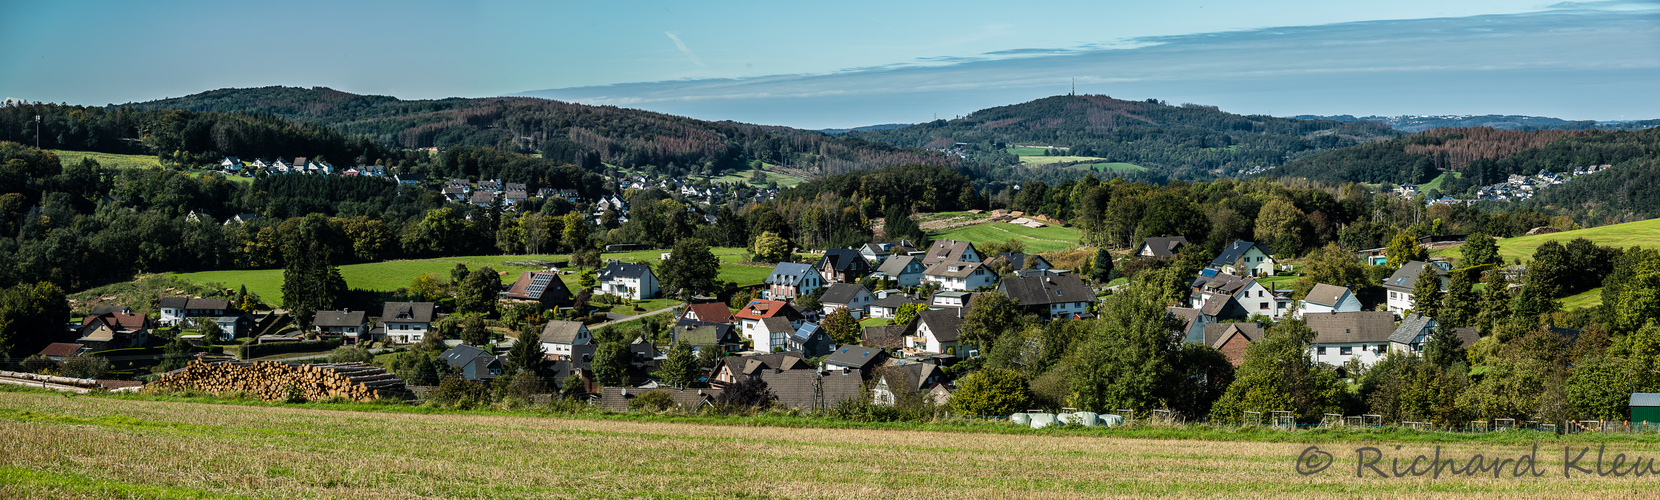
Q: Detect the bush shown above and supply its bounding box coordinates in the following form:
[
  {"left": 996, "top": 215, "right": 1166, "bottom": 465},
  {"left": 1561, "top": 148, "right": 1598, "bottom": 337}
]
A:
[
  {"left": 59, "top": 355, "right": 111, "bottom": 379},
  {"left": 715, "top": 377, "right": 775, "bottom": 413},
  {"left": 326, "top": 346, "right": 375, "bottom": 363},
  {"left": 428, "top": 375, "right": 490, "bottom": 409},
  {"left": 629, "top": 390, "right": 676, "bottom": 412},
  {"left": 20, "top": 355, "right": 56, "bottom": 374}
]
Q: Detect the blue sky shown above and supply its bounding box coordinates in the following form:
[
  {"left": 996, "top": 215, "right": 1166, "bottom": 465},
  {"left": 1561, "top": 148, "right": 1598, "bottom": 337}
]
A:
[{"left": 3, "top": 0, "right": 1657, "bottom": 128}]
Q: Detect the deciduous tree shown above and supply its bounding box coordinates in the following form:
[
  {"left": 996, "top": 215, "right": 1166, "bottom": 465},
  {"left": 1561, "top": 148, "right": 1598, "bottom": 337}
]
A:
[{"left": 950, "top": 367, "right": 1031, "bottom": 416}]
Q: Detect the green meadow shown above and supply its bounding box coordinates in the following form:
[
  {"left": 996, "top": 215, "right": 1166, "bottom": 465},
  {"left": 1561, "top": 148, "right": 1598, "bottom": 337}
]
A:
[
  {"left": 1432, "top": 217, "right": 1660, "bottom": 265},
  {"left": 48, "top": 149, "right": 163, "bottom": 169},
  {"left": 932, "top": 221, "right": 1082, "bottom": 254}
]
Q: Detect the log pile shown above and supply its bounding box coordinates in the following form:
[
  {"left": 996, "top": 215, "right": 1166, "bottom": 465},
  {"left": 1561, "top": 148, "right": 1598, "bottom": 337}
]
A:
[{"left": 153, "top": 359, "right": 413, "bottom": 401}]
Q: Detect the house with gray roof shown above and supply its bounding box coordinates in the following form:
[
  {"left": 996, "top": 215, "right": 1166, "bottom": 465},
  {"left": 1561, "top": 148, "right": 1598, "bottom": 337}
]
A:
[
  {"left": 379, "top": 302, "right": 436, "bottom": 344},
  {"left": 824, "top": 345, "right": 889, "bottom": 375},
  {"left": 539, "top": 320, "right": 591, "bottom": 358},
  {"left": 859, "top": 240, "right": 918, "bottom": 264},
  {"left": 998, "top": 274, "right": 1094, "bottom": 319},
  {"left": 983, "top": 252, "right": 1052, "bottom": 273},
  {"left": 815, "top": 248, "right": 873, "bottom": 283},
  {"left": 763, "top": 262, "right": 823, "bottom": 301},
  {"left": 868, "top": 293, "right": 923, "bottom": 320},
  {"left": 920, "top": 240, "right": 980, "bottom": 265},
  {"left": 673, "top": 319, "right": 742, "bottom": 354},
  {"left": 910, "top": 309, "right": 967, "bottom": 357},
  {"left": 598, "top": 261, "right": 659, "bottom": 300},
  {"left": 1304, "top": 311, "right": 1397, "bottom": 366},
  {"left": 1136, "top": 236, "right": 1190, "bottom": 258},
  {"left": 819, "top": 283, "right": 875, "bottom": 319},
  {"left": 788, "top": 322, "right": 835, "bottom": 358},
  {"left": 312, "top": 310, "right": 368, "bottom": 341},
  {"left": 440, "top": 345, "right": 502, "bottom": 381},
  {"left": 1296, "top": 284, "right": 1362, "bottom": 319},
  {"left": 922, "top": 261, "right": 996, "bottom": 291},
  {"left": 1209, "top": 240, "right": 1276, "bottom": 277},
  {"left": 872, "top": 254, "right": 926, "bottom": 287},
  {"left": 1383, "top": 261, "right": 1449, "bottom": 317},
  {"left": 1203, "top": 323, "right": 1263, "bottom": 367}
]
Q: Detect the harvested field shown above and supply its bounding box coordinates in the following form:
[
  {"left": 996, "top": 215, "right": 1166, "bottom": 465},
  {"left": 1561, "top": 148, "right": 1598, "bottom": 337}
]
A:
[{"left": 5, "top": 391, "right": 1660, "bottom": 498}]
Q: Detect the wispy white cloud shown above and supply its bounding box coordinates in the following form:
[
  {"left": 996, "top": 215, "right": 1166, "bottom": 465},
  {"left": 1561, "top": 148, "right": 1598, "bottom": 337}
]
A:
[{"left": 664, "top": 31, "right": 705, "bottom": 68}]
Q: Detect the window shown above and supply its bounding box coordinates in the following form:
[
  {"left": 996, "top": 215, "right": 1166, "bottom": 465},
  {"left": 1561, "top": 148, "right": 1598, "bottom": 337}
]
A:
[
  {"left": 1317, "top": 347, "right": 1327, "bottom": 355},
  {"left": 1260, "top": 302, "right": 1269, "bottom": 310},
  {"left": 1258, "top": 291, "right": 1264, "bottom": 297},
  {"left": 1340, "top": 346, "right": 1353, "bottom": 356}
]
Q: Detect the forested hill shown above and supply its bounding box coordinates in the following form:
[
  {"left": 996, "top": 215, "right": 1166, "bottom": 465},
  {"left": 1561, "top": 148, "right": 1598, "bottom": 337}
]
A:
[
  {"left": 1270, "top": 127, "right": 1660, "bottom": 187},
  {"left": 844, "top": 94, "right": 1401, "bottom": 180},
  {"left": 119, "top": 86, "right": 955, "bottom": 177}
]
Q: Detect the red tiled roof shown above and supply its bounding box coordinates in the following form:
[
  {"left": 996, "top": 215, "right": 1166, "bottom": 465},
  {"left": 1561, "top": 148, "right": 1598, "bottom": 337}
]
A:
[
  {"left": 39, "top": 343, "right": 83, "bottom": 357},
  {"left": 734, "top": 300, "right": 790, "bottom": 320},
  {"left": 684, "top": 302, "right": 733, "bottom": 323},
  {"left": 81, "top": 312, "right": 149, "bottom": 331}
]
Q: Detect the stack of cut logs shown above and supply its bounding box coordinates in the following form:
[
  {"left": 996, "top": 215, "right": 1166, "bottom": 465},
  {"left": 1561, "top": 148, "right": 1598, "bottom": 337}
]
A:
[{"left": 154, "top": 359, "right": 413, "bottom": 401}]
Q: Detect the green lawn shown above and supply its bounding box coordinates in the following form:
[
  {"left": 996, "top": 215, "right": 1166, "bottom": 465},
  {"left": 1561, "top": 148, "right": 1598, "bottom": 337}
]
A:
[
  {"left": 932, "top": 222, "right": 1082, "bottom": 253},
  {"left": 1016, "top": 155, "right": 1111, "bottom": 165},
  {"left": 709, "top": 164, "right": 804, "bottom": 188},
  {"left": 1560, "top": 287, "right": 1603, "bottom": 310},
  {"left": 171, "top": 248, "right": 772, "bottom": 304},
  {"left": 1004, "top": 146, "right": 1067, "bottom": 156},
  {"left": 1065, "top": 162, "right": 1147, "bottom": 173},
  {"left": 1432, "top": 217, "right": 1660, "bottom": 265},
  {"left": 1418, "top": 171, "right": 1461, "bottom": 194},
  {"left": 189, "top": 170, "right": 253, "bottom": 184},
  {"left": 48, "top": 149, "right": 162, "bottom": 169},
  {"left": 858, "top": 317, "right": 892, "bottom": 327}
]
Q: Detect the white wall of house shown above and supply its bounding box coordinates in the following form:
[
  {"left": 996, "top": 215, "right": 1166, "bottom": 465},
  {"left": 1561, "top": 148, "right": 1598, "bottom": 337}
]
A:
[
  {"left": 1238, "top": 282, "right": 1291, "bottom": 320},
  {"left": 1308, "top": 342, "right": 1388, "bottom": 367},
  {"left": 1226, "top": 247, "right": 1277, "bottom": 277},
  {"left": 159, "top": 308, "right": 185, "bottom": 326},
  {"left": 386, "top": 322, "right": 430, "bottom": 344},
  {"left": 1385, "top": 290, "right": 1414, "bottom": 317},
  {"left": 603, "top": 273, "right": 659, "bottom": 300},
  {"left": 923, "top": 268, "right": 996, "bottom": 291},
  {"left": 1043, "top": 301, "right": 1090, "bottom": 319}
]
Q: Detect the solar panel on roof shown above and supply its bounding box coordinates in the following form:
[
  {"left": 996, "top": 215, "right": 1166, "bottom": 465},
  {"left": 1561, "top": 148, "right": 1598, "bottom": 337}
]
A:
[{"left": 526, "top": 273, "right": 553, "bottom": 297}]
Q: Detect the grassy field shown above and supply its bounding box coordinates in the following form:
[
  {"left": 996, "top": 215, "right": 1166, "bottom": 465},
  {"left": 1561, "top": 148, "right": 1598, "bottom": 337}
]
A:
[
  {"left": 708, "top": 163, "right": 805, "bottom": 188},
  {"left": 1432, "top": 217, "right": 1660, "bottom": 265},
  {"left": 1560, "top": 287, "right": 1604, "bottom": 310},
  {"left": 171, "top": 249, "right": 774, "bottom": 304},
  {"left": 6, "top": 392, "right": 1660, "bottom": 498},
  {"left": 932, "top": 221, "right": 1082, "bottom": 254},
  {"left": 1419, "top": 171, "right": 1462, "bottom": 194},
  {"left": 1005, "top": 146, "right": 1066, "bottom": 156},
  {"left": 1065, "top": 162, "right": 1148, "bottom": 173},
  {"left": 48, "top": 149, "right": 163, "bottom": 169}
]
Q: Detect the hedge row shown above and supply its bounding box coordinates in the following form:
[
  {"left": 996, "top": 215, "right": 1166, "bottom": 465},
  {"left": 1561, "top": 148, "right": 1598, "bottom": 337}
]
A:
[{"left": 238, "top": 340, "right": 342, "bottom": 359}]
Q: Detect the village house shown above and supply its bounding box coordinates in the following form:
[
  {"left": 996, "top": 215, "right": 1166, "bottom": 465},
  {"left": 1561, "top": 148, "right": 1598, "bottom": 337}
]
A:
[
  {"left": 823, "top": 345, "right": 889, "bottom": 376},
  {"left": 733, "top": 300, "right": 805, "bottom": 351},
  {"left": 1209, "top": 240, "right": 1277, "bottom": 277},
  {"left": 1191, "top": 272, "right": 1291, "bottom": 320},
  {"left": 929, "top": 291, "right": 977, "bottom": 312},
  {"left": 597, "top": 261, "right": 659, "bottom": 300},
  {"left": 37, "top": 343, "right": 88, "bottom": 362},
  {"left": 998, "top": 274, "right": 1094, "bottom": 320},
  {"left": 871, "top": 360, "right": 944, "bottom": 406},
  {"left": 1136, "top": 236, "right": 1190, "bottom": 258},
  {"left": 763, "top": 262, "right": 823, "bottom": 301},
  {"left": 788, "top": 322, "right": 835, "bottom": 358},
  {"left": 909, "top": 308, "right": 968, "bottom": 357},
  {"left": 815, "top": 248, "right": 873, "bottom": 284},
  {"left": 1296, "top": 284, "right": 1363, "bottom": 319},
  {"left": 502, "top": 270, "right": 576, "bottom": 308},
  {"left": 922, "top": 261, "right": 997, "bottom": 291},
  {"left": 377, "top": 302, "right": 436, "bottom": 344},
  {"left": 673, "top": 319, "right": 743, "bottom": 354},
  {"left": 1202, "top": 323, "right": 1263, "bottom": 367},
  {"left": 754, "top": 317, "right": 797, "bottom": 353},
  {"left": 984, "top": 252, "right": 1052, "bottom": 273},
  {"left": 1304, "top": 311, "right": 1397, "bottom": 367},
  {"left": 76, "top": 311, "right": 151, "bottom": 349},
  {"left": 867, "top": 293, "right": 922, "bottom": 320},
  {"left": 920, "top": 240, "right": 981, "bottom": 265},
  {"left": 311, "top": 310, "right": 368, "bottom": 342},
  {"left": 710, "top": 352, "right": 811, "bottom": 386},
  {"left": 538, "top": 320, "right": 591, "bottom": 358},
  {"left": 858, "top": 240, "right": 918, "bottom": 264},
  {"left": 441, "top": 344, "right": 502, "bottom": 381},
  {"left": 1383, "top": 260, "right": 1449, "bottom": 317},
  {"left": 156, "top": 297, "right": 233, "bottom": 327},
  {"left": 680, "top": 301, "right": 734, "bottom": 324},
  {"left": 871, "top": 254, "right": 926, "bottom": 287},
  {"left": 819, "top": 283, "right": 875, "bottom": 319}
]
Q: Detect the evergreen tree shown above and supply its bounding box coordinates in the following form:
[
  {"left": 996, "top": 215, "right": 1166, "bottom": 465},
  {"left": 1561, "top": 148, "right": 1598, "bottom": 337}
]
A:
[
  {"left": 1422, "top": 327, "right": 1466, "bottom": 370},
  {"left": 1091, "top": 247, "right": 1113, "bottom": 282},
  {"left": 1410, "top": 265, "right": 1443, "bottom": 318},
  {"left": 506, "top": 325, "right": 544, "bottom": 374},
  {"left": 1477, "top": 270, "right": 1512, "bottom": 334},
  {"left": 882, "top": 204, "right": 926, "bottom": 246},
  {"left": 1440, "top": 269, "right": 1478, "bottom": 328},
  {"left": 655, "top": 342, "right": 700, "bottom": 388},
  {"left": 1525, "top": 240, "right": 1569, "bottom": 300}
]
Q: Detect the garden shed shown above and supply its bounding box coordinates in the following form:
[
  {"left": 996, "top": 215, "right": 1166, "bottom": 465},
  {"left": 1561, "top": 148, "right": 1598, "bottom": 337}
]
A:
[{"left": 1631, "top": 393, "right": 1660, "bottom": 424}]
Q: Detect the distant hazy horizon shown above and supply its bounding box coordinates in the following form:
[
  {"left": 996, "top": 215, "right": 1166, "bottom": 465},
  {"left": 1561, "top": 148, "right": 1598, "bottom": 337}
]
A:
[{"left": 4, "top": 0, "right": 1656, "bottom": 129}]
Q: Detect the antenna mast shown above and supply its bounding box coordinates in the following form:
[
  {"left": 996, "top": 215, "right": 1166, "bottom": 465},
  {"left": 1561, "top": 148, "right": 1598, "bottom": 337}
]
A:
[{"left": 1070, "top": 78, "right": 1075, "bottom": 97}]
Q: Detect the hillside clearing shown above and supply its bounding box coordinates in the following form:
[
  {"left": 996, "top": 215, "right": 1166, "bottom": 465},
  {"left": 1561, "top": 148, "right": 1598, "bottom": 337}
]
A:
[
  {"left": 1065, "top": 162, "right": 1147, "bottom": 173},
  {"left": 3, "top": 392, "right": 1660, "bottom": 498},
  {"left": 169, "top": 248, "right": 770, "bottom": 304},
  {"left": 1431, "top": 217, "right": 1660, "bottom": 264},
  {"left": 931, "top": 221, "right": 1081, "bottom": 254},
  {"left": 48, "top": 149, "right": 163, "bottom": 169}
]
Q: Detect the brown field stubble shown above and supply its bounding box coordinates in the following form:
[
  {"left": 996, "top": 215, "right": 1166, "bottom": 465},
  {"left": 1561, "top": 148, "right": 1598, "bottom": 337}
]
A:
[{"left": 3, "top": 392, "right": 1660, "bottom": 498}]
